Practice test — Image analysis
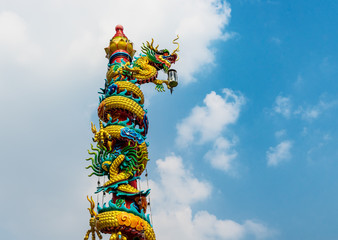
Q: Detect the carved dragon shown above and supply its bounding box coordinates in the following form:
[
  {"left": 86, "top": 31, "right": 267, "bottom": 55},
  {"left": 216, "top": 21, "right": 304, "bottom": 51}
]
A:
[{"left": 85, "top": 25, "right": 179, "bottom": 240}]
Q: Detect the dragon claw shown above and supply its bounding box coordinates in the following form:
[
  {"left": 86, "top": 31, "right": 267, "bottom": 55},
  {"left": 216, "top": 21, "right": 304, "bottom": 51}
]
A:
[{"left": 155, "top": 84, "right": 165, "bottom": 92}]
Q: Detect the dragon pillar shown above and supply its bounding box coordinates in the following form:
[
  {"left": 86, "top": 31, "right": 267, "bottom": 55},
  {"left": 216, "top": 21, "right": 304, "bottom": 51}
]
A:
[{"left": 84, "top": 25, "right": 179, "bottom": 240}]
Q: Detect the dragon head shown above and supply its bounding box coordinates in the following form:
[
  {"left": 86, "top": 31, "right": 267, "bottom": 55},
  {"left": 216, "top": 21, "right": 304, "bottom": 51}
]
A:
[{"left": 141, "top": 36, "right": 179, "bottom": 73}]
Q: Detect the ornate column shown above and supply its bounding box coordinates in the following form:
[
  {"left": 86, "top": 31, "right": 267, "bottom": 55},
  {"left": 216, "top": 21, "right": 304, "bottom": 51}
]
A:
[{"left": 84, "top": 25, "right": 179, "bottom": 240}]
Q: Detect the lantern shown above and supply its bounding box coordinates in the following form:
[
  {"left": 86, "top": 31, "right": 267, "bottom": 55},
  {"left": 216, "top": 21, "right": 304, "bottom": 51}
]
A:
[
  {"left": 168, "top": 69, "right": 178, "bottom": 88},
  {"left": 167, "top": 69, "right": 178, "bottom": 94}
]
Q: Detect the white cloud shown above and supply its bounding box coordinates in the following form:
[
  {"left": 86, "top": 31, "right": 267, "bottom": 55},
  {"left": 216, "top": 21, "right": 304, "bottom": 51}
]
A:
[
  {"left": 273, "top": 93, "right": 338, "bottom": 121},
  {"left": 295, "top": 100, "right": 338, "bottom": 120},
  {"left": 204, "top": 136, "right": 238, "bottom": 172},
  {"left": 274, "top": 129, "right": 286, "bottom": 138},
  {"left": 0, "top": 11, "right": 42, "bottom": 66},
  {"left": 144, "top": 155, "right": 275, "bottom": 240},
  {"left": 0, "top": 0, "right": 232, "bottom": 85},
  {"left": 176, "top": 89, "right": 244, "bottom": 172},
  {"left": 297, "top": 106, "right": 320, "bottom": 119},
  {"left": 244, "top": 220, "right": 276, "bottom": 239},
  {"left": 152, "top": 155, "right": 212, "bottom": 207},
  {"left": 176, "top": 89, "right": 245, "bottom": 146},
  {"left": 0, "top": 11, "right": 26, "bottom": 45},
  {"left": 266, "top": 140, "right": 293, "bottom": 167},
  {"left": 0, "top": 0, "right": 233, "bottom": 98},
  {"left": 273, "top": 96, "right": 292, "bottom": 118}
]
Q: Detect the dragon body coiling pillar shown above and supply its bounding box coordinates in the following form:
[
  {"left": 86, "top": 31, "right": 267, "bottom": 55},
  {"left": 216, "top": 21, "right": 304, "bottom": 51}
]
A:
[{"left": 84, "top": 25, "right": 179, "bottom": 240}]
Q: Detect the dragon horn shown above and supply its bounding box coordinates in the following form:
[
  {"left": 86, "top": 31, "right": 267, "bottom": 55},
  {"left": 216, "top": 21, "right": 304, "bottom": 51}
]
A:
[
  {"left": 146, "top": 38, "right": 159, "bottom": 52},
  {"left": 87, "top": 195, "right": 97, "bottom": 217},
  {"left": 172, "top": 35, "right": 180, "bottom": 61},
  {"left": 91, "top": 122, "right": 97, "bottom": 134}
]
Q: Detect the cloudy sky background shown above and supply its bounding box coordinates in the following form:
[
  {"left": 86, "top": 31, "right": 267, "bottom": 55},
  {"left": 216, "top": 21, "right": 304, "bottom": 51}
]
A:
[{"left": 1, "top": 0, "right": 338, "bottom": 239}]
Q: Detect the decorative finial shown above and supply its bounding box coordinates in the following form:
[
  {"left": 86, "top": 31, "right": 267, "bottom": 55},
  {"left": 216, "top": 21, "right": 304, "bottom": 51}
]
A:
[{"left": 113, "top": 24, "right": 127, "bottom": 38}]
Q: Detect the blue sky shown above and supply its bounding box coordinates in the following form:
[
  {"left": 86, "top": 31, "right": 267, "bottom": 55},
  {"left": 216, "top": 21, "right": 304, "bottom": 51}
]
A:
[{"left": 1, "top": 0, "right": 338, "bottom": 239}]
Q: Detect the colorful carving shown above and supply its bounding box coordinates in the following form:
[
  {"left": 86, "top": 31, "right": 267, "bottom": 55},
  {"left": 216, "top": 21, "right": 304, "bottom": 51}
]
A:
[
  {"left": 84, "top": 196, "right": 102, "bottom": 240},
  {"left": 84, "top": 25, "right": 179, "bottom": 240}
]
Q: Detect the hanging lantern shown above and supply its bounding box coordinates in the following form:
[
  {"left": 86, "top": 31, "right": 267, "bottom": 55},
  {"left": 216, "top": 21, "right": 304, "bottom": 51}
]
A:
[{"left": 167, "top": 69, "right": 178, "bottom": 88}]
